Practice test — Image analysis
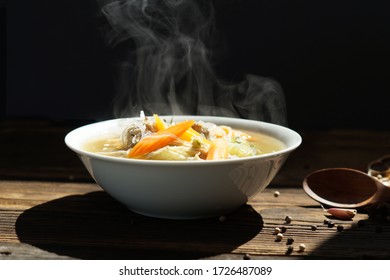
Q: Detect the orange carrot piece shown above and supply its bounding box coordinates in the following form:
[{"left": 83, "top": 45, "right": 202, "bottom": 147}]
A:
[
  {"left": 154, "top": 114, "right": 209, "bottom": 144},
  {"left": 127, "top": 120, "right": 195, "bottom": 158},
  {"left": 180, "top": 127, "right": 201, "bottom": 141},
  {"left": 206, "top": 138, "right": 229, "bottom": 160},
  {"left": 153, "top": 114, "right": 167, "bottom": 131},
  {"left": 180, "top": 127, "right": 212, "bottom": 146}
]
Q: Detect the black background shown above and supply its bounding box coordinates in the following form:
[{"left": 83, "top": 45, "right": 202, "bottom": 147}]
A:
[{"left": 3, "top": 0, "right": 390, "bottom": 130}]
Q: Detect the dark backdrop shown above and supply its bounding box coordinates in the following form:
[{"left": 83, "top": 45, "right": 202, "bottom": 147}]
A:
[{"left": 4, "top": 0, "right": 390, "bottom": 130}]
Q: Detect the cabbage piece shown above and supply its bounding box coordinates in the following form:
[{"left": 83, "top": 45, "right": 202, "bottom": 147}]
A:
[
  {"left": 146, "top": 145, "right": 201, "bottom": 161},
  {"left": 228, "top": 142, "right": 258, "bottom": 158}
]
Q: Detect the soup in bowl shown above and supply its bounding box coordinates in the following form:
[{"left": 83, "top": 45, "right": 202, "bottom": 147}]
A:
[{"left": 65, "top": 115, "right": 301, "bottom": 219}]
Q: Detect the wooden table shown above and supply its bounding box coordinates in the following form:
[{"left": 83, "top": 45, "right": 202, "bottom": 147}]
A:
[{"left": 1, "top": 120, "right": 389, "bottom": 259}]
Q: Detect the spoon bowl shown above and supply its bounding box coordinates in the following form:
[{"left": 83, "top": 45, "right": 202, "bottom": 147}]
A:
[{"left": 303, "top": 168, "right": 390, "bottom": 208}]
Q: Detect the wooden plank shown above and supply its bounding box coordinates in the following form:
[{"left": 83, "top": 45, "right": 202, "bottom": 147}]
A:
[
  {"left": 1, "top": 181, "right": 389, "bottom": 260},
  {"left": 0, "top": 243, "right": 73, "bottom": 260},
  {"left": 0, "top": 181, "right": 100, "bottom": 210},
  {"left": 0, "top": 120, "right": 92, "bottom": 182}
]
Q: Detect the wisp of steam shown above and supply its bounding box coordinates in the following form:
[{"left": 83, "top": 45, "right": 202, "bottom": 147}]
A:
[{"left": 101, "top": 0, "right": 287, "bottom": 125}]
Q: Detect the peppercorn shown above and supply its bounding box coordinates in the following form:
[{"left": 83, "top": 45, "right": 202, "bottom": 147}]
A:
[
  {"left": 274, "top": 191, "right": 280, "bottom": 197},
  {"left": 286, "top": 237, "right": 294, "bottom": 245},
  {"left": 286, "top": 245, "right": 294, "bottom": 255},
  {"left": 310, "top": 225, "right": 318, "bottom": 231},
  {"left": 327, "top": 221, "right": 335, "bottom": 228},
  {"left": 243, "top": 253, "right": 251, "bottom": 260},
  {"left": 298, "top": 244, "right": 306, "bottom": 252},
  {"left": 324, "top": 219, "right": 330, "bottom": 225},
  {"left": 273, "top": 227, "right": 281, "bottom": 235},
  {"left": 285, "top": 216, "right": 292, "bottom": 223},
  {"left": 281, "top": 226, "right": 287, "bottom": 233},
  {"left": 275, "top": 233, "right": 283, "bottom": 242},
  {"left": 337, "top": 225, "right": 344, "bottom": 232}
]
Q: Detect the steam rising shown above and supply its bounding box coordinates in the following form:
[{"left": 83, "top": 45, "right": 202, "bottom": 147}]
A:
[{"left": 101, "top": 0, "right": 287, "bottom": 125}]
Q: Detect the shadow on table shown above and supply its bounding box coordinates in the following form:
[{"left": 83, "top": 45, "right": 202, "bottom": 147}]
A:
[
  {"left": 15, "top": 191, "right": 263, "bottom": 259},
  {"left": 309, "top": 216, "right": 390, "bottom": 259}
]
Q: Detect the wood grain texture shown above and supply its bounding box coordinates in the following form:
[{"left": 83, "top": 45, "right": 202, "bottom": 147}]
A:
[{"left": 1, "top": 181, "right": 389, "bottom": 260}]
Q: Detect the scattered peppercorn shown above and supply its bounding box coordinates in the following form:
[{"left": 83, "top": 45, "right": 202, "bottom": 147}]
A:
[
  {"left": 275, "top": 233, "right": 283, "bottom": 242},
  {"left": 286, "top": 245, "right": 294, "bottom": 255},
  {"left": 324, "top": 219, "right": 330, "bottom": 225},
  {"left": 243, "top": 253, "right": 251, "bottom": 260},
  {"left": 285, "top": 216, "right": 292, "bottom": 223},
  {"left": 281, "top": 226, "right": 287, "bottom": 233},
  {"left": 274, "top": 191, "right": 280, "bottom": 197},
  {"left": 310, "top": 225, "right": 318, "bottom": 231},
  {"left": 337, "top": 225, "right": 344, "bottom": 232},
  {"left": 327, "top": 221, "right": 335, "bottom": 228},
  {"left": 273, "top": 227, "right": 281, "bottom": 235},
  {"left": 286, "top": 237, "right": 294, "bottom": 245},
  {"left": 298, "top": 243, "right": 306, "bottom": 252}
]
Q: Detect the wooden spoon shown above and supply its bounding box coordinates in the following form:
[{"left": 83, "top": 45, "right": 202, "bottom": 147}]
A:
[{"left": 303, "top": 168, "right": 390, "bottom": 208}]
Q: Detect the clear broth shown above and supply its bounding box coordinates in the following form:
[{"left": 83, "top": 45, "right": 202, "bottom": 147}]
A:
[{"left": 83, "top": 129, "right": 286, "bottom": 160}]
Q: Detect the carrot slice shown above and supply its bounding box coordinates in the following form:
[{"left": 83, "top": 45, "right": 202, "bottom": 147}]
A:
[
  {"left": 153, "top": 114, "right": 167, "bottom": 131},
  {"left": 127, "top": 120, "right": 195, "bottom": 158},
  {"left": 180, "top": 127, "right": 201, "bottom": 141},
  {"left": 206, "top": 138, "right": 229, "bottom": 160},
  {"left": 154, "top": 114, "right": 209, "bottom": 144},
  {"left": 181, "top": 127, "right": 211, "bottom": 146}
]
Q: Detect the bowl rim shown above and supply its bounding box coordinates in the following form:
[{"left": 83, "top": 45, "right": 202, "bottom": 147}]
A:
[{"left": 65, "top": 115, "right": 302, "bottom": 166}]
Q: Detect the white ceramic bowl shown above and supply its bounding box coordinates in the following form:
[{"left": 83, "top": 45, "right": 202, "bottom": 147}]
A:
[{"left": 65, "top": 116, "right": 301, "bottom": 219}]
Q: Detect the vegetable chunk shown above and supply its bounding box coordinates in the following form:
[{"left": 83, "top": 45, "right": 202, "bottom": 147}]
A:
[
  {"left": 206, "top": 139, "right": 229, "bottom": 160},
  {"left": 127, "top": 120, "right": 195, "bottom": 158}
]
